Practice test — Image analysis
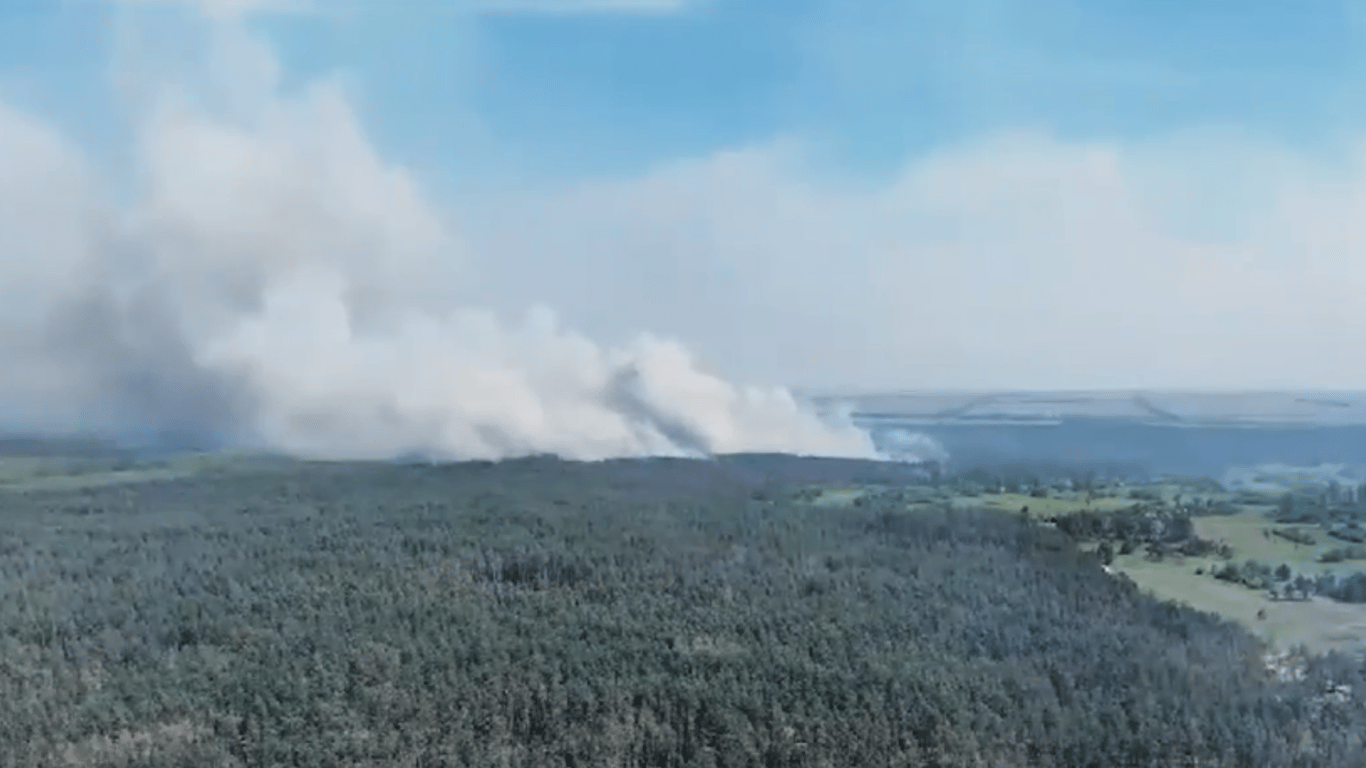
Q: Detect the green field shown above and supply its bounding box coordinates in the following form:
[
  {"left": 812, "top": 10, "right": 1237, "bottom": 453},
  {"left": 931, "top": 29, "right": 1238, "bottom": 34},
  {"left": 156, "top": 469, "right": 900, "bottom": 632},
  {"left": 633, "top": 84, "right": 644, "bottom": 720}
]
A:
[
  {"left": 0, "top": 451, "right": 269, "bottom": 492},
  {"left": 809, "top": 488, "right": 867, "bottom": 506},
  {"left": 1112, "top": 550, "right": 1366, "bottom": 655},
  {"left": 1194, "top": 514, "right": 1366, "bottom": 576},
  {"left": 1106, "top": 509, "right": 1366, "bottom": 655},
  {"left": 1040, "top": 499, "right": 1366, "bottom": 654},
  {"left": 977, "top": 492, "right": 1135, "bottom": 516}
]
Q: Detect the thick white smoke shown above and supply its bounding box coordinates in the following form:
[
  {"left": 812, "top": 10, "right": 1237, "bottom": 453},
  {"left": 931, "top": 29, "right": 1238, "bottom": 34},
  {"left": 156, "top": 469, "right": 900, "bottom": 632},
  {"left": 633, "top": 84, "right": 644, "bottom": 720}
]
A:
[{"left": 0, "top": 13, "right": 885, "bottom": 462}]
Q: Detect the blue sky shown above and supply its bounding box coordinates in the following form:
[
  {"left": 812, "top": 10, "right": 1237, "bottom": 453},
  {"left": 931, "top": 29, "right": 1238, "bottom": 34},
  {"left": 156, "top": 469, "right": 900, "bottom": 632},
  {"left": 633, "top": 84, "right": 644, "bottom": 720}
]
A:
[
  {"left": 7, "top": 0, "right": 1365, "bottom": 182},
  {"left": 4, "top": 0, "right": 1366, "bottom": 396},
  {"left": 315, "top": 0, "right": 1363, "bottom": 175}
]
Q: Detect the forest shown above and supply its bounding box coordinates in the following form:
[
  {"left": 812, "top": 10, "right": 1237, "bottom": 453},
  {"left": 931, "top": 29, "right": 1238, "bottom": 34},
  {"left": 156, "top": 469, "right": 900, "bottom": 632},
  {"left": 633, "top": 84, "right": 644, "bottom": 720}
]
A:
[{"left": 2, "top": 452, "right": 1366, "bottom": 767}]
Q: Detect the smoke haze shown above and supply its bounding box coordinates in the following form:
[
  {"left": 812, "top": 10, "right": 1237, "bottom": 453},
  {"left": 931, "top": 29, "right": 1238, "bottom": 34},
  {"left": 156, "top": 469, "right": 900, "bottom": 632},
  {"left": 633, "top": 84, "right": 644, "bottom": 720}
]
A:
[{"left": 0, "top": 15, "right": 888, "bottom": 463}]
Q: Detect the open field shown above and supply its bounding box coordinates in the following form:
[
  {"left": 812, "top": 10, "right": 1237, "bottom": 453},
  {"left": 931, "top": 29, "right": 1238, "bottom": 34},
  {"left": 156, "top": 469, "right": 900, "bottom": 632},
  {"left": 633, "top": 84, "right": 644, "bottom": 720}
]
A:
[
  {"left": 1094, "top": 506, "right": 1366, "bottom": 653},
  {"left": 1111, "top": 550, "right": 1366, "bottom": 655},
  {"left": 0, "top": 451, "right": 282, "bottom": 492},
  {"left": 809, "top": 487, "right": 867, "bottom": 506},
  {"left": 0, "top": 467, "right": 192, "bottom": 491},
  {"left": 1192, "top": 514, "right": 1366, "bottom": 576},
  {"left": 976, "top": 492, "right": 1135, "bottom": 516},
  {"left": 811, "top": 488, "right": 1142, "bottom": 515},
  {"left": 0, "top": 456, "right": 188, "bottom": 491}
]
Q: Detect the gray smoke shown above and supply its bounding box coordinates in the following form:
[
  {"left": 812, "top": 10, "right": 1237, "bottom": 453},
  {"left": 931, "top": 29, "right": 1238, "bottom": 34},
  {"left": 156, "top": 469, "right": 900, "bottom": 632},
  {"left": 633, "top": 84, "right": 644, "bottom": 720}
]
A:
[
  {"left": 879, "top": 429, "right": 951, "bottom": 464},
  {"left": 0, "top": 16, "right": 886, "bottom": 462}
]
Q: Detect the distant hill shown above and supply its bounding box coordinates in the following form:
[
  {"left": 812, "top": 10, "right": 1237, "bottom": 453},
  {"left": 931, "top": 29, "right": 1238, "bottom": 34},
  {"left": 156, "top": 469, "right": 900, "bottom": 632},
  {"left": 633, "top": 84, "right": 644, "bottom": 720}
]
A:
[
  {"left": 803, "top": 391, "right": 1366, "bottom": 479},
  {"left": 809, "top": 390, "right": 1366, "bottom": 427}
]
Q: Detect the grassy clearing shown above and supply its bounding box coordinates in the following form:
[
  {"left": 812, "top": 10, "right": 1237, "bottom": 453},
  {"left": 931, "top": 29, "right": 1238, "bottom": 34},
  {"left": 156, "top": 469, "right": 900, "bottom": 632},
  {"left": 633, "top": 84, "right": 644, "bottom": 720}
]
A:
[
  {"left": 0, "top": 468, "right": 194, "bottom": 492},
  {"left": 0, "top": 452, "right": 260, "bottom": 493},
  {"left": 977, "top": 492, "right": 1134, "bottom": 516},
  {"left": 1076, "top": 505, "right": 1366, "bottom": 654},
  {"left": 1111, "top": 550, "right": 1366, "bottom": 654},
  {"left": 815, "top": 489, "right": 1143, "bottom": 516},
  {"left": 810, "top": 488, "right": 866, "bottom": 507},
  {"left": 1193, "top": 515, "right": 1366, "bottom": 576},
  {"left": 0, "top": 457, "right": 94, "bottom": 484}
]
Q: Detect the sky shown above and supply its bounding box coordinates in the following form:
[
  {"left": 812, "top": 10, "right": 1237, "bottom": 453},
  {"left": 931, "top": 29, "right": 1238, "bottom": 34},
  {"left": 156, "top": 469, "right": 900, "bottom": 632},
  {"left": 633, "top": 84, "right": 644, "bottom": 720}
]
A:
[{"left": 0, "top": 0, "right": 1365, "bottom": 460}]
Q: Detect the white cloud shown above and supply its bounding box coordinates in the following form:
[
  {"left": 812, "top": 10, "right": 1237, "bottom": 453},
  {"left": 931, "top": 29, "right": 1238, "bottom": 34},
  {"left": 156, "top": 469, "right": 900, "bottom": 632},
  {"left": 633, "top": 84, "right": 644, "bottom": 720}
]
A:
[{"left": 469, "top": 129, "right": 1366, "bottom": 391}]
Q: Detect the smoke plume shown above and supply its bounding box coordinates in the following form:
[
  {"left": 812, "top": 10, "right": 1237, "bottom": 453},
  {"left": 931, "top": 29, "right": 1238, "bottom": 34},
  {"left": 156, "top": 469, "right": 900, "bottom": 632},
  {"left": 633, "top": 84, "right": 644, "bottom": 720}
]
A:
[{"left": 0, "top": 14, "right": 891, "bottom": 462}]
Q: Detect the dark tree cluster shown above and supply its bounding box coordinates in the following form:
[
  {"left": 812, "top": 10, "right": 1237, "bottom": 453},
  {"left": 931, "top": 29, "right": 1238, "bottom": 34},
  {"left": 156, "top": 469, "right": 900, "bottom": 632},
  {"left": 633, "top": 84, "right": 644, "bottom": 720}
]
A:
[
  {"left": 1053, "top": 508, "right": 1228, "bottom": 562},
  {"left": 0, "top": 455, "right": 1364, "bottom": 766},
  {"left": 1273, "top": 527, "right": 1318, "bottom": 546},
  {"left": 1320, "top": 546, "right": 1366, "bottom": 563},
  {"left": 1211, "top": 560, "right": 1315, "bottom": 600},
  {"left": 1274, "top": 486, "right": 1366, "bottom": 527},
  {"left": 949, "top": 464, "right": 1137, "bottom": 495}
]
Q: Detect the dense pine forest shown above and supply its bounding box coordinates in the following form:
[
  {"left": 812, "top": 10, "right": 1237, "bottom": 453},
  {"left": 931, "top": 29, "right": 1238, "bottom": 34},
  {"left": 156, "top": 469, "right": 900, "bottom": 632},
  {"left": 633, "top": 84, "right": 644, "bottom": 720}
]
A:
[{"left": 2, "top": 453, "right": 1366, "bottom": 766}]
